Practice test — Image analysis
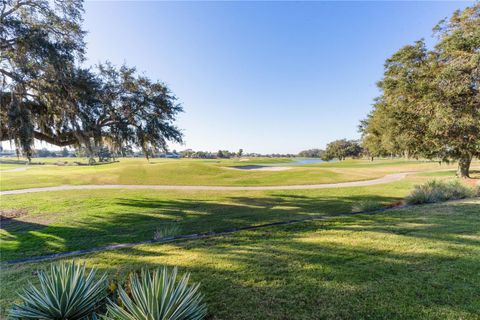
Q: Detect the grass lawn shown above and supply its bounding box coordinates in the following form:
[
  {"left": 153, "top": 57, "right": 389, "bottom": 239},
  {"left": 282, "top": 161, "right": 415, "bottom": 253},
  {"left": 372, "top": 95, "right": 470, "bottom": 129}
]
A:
[
  {"left": 0, "top": 164, "right": 25, "bottom": 170},
  {"left": 0, "top": 158, "right": 465, "bottom": 191},
  {"left": 1, "top": 198, "right": 478, "bottom": 319},
  {"left": 0, "top": 171, "right": 461, "bottom": 262}
]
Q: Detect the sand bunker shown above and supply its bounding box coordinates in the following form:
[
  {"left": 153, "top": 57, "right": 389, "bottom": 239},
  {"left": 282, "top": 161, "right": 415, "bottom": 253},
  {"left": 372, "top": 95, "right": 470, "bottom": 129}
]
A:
[{"left": 225, "top": 165, "right": 292, "bottom": 171}]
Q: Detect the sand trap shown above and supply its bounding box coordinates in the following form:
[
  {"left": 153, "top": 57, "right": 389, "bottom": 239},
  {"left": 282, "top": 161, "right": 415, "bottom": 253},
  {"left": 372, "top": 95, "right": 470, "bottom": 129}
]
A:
[{"left": 225, "top": 165, "right": 292, "bottom": 171}]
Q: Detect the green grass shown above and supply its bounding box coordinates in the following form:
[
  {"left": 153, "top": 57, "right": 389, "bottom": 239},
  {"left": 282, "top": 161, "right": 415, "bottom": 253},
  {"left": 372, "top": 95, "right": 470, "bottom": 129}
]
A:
[
  {"left": 0, "top": 158, "right": 465, "bottom": 191},
  {"left": 0, "top": 172, "right": 455, "bottom": 262},
  {"left": 0, "top": 164, "right": 25, "bottom": 170},
  {"left": 416, "top": 170, "right": 457, "bottom": 177},
  {"left": 1, "top": 199, "right": 479, "bottom": 319},
  {"left": 1, "top": 159, "right": 478, "bottom": 318}
]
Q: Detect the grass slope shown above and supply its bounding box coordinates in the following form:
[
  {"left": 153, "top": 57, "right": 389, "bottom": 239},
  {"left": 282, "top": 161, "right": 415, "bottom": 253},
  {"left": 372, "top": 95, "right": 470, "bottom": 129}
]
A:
[
  {"left": 0, "top": 171, "right": 461, "bottom": 263},
  {"left": 0, "top": 173, "right": 433, "bottom": 262},
  {"left": 1, "top": 199, "right": 479, "bottom": 319},
  {"left": 0, "top": 158, "right": 462, "bottom": 191}
]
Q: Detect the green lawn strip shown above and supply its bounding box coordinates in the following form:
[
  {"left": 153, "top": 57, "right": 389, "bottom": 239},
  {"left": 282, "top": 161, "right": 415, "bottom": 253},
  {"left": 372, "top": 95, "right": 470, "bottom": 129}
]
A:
[
  {"left": 1, "top": 199, "right": 478, "bottom": 319},
  {"left": 0, "top": 158, "right": 463, "bottom": 191},
  {"left": 0, "top": 176, "right": 426, "bottom": 262},
  {"left": 0, "top": 164, "right": 25, "bottom": 170}
]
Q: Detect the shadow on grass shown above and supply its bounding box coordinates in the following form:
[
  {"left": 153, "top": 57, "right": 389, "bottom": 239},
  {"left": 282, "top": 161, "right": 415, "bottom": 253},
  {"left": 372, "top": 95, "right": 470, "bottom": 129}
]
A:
[
  {"left": 99, "top": 201, "right": 479, "bottom": 319},
  {"left": 1, "top": 193, "right": 404, "bottom": 261},
  {"left": 1, "top": 201, "right": 479, "bottom": 319}
]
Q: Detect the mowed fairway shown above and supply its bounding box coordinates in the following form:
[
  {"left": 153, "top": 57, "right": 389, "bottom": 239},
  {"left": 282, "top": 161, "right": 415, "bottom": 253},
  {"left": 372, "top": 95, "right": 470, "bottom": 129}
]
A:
[
  {"left": 0, "top": 158, "right": 479, "bottom": 319},
  {"left": 0, "top": 158, "right": 465, "bottom": 191},
  {"left": 0, "top": 164, "right": 462, "bottom": 262},
  {"left": 1, "top": 199, "right": 479, "bottom": 319}
]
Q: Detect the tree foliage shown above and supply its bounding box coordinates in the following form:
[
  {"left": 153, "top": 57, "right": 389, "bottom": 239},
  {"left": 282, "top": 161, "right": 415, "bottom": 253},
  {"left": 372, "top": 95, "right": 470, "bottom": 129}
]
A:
[
  {"left": 360, "top": 3, "right": 480, "bottom": 177},
  {"left": 298, "top": 148, "right": 324, "bottom": 158},
  {"left": 0, "top": 0, "right": 183, "bottom": 161},
  {"left": 322, "top": 139, "right": 362, "bottom": 161}
]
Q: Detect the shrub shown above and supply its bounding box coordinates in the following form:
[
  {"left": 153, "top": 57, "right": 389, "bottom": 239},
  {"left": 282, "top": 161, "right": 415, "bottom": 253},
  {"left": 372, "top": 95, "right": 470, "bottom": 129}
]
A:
[
  {"left": 406, "top": 180, "right": 476, "bottom": 205},
  {"left": 351, "top": 200, "right": 384, "bottom": 213},
  {"left": 10, "top": 262, "right": 107, "bottom": 320},
  {"left": 105, "top": 267, "right": 207, "bottom": 320}
]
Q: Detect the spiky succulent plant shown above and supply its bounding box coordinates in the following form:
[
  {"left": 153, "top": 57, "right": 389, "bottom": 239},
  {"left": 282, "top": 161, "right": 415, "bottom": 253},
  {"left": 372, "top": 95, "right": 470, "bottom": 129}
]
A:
[
  {"left": 105, "top": 267, "right": 207, "bottom": 320},
  {"left": 10, "top": 262, "right": 107, "bottom": 320}
]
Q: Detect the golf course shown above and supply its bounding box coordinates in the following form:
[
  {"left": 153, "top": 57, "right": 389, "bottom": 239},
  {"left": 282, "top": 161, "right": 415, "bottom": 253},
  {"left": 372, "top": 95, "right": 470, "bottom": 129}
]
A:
[
  {"left": 1, "top": 0, "right": 480, "bottom": 319},
  {"left": 1, "top": 158, "right": 479, "bottom": 318}
]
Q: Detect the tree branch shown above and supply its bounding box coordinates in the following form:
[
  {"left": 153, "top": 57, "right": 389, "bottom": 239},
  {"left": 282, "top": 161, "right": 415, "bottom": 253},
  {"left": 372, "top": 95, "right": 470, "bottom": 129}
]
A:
[{"left": 32, "top": 131, "right": 77, "bottom": 146}]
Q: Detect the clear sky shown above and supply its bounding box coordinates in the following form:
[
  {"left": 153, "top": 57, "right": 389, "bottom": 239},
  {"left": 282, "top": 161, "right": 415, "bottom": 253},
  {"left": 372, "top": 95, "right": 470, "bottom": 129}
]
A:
[{"left": 80, "top": 1, "right": 472, "bottom": 154}]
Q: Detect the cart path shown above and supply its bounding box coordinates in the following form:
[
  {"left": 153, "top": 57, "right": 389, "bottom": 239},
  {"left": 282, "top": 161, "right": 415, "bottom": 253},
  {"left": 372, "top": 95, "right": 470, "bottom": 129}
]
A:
[
  {"left": 3, "top": 166, "right": 477, "bottom": 195},
  {"left": 0, "top": 172, "right": 409, "bottom": 195},
  {"left": 1, "top": 167, "right": 28, "bottom": 173}
]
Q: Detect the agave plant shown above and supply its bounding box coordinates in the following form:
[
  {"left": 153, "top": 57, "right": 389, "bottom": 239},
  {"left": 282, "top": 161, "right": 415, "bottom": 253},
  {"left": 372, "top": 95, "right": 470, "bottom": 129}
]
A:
[
  {"left": 10, "top": 262, "right": 107, "bottom": 320},
  {"left": 105, "top": 267, "right": 207, "bottom": 320}
]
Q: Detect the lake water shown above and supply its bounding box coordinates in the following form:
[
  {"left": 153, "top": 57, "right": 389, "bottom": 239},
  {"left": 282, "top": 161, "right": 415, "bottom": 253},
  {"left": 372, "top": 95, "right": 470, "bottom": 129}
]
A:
[
  {"left": 264, "top": 158, "right": 327, "bottom": 167},
  {"left": 293, "top": 158, "right": 325, "bottom": 165}
]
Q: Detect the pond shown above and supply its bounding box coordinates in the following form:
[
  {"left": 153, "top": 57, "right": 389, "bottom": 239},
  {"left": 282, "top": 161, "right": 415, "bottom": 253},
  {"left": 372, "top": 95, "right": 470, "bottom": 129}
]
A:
[{"left": 293, "top": 158, "right": 326, "bottom": 165}]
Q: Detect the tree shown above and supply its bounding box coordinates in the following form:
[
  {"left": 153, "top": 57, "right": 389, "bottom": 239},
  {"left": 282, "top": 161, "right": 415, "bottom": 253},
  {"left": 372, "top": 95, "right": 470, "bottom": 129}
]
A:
[
  {"left": 298, "top": 148, "right": 324, "bottom": 158},
  {"left": 0, "top": 0, "right": 183, "bottom": 162},
  {"left": 0, "top": 0, "right": 85, "bottom": 160},
  {"left": 360, "top": 3, "right": 480, "bottom": 177},
  {"left": 238, "top": 148, "right": 243, "bottom": 157},
  {"left": 92, "top": 63, "right": 184, "bottom": 160},
  {"left": 61, "top": 148, "right": 69, "bottom": 157},
  {"left": 322, "top": 139, "right": 362, "bottom": 161},
  {"left": 359, "top": 99, "right": 402, "bottom": 160}
]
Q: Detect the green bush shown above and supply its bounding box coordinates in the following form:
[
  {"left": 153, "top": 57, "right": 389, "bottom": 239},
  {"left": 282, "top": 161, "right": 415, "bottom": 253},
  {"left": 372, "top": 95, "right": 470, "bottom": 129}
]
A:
[
  {"left": 105, "top": 267, "right": 207, "bottom": 320},
  {"left": 352, "top": 200, "right": 384, "bottom": 213},
  {"left": 10, "top": 262, "right": 107, "bottom": 320},
  {"left": 406, "top": 180, "right": 476, "bottom": 205}
]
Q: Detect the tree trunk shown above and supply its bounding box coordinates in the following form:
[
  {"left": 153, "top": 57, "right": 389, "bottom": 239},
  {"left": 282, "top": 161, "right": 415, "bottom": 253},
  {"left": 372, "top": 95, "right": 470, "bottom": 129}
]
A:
[{"left": 457, "top": 155, "right": 471, "bottom": 178}]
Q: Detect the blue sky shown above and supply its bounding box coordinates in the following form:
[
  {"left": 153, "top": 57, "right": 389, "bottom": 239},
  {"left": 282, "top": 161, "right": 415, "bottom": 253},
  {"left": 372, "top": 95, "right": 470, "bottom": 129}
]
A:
[{"left": 82, "top": 1, "right": 473, "bottom": 154}]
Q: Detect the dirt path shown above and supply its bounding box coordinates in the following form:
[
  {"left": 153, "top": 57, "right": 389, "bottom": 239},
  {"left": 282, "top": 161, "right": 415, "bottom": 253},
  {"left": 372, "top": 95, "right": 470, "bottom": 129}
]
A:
[{"left": 1, "top": 172, "right": 408, "bottom": 195}]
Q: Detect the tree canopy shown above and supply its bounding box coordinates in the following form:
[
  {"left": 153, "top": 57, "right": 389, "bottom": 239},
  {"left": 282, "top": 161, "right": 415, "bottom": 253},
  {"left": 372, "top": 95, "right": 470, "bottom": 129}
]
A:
[
  {"left": 298, "top": 148, "right": 324, "bottom": 158},
  {"left": 0, "top": 0, "right": 183, "bottom": 161},
  {"left": 322, "top": 139, "right": 362, "bottom": 161},
  {"left": 360, "top": 3, "right": 480, "bottom": 177}
]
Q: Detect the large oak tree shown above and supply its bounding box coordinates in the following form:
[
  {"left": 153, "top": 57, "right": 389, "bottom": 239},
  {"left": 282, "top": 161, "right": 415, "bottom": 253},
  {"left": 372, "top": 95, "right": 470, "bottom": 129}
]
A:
[
  {"left": 361, "top": 3, "right": 480, "bottom": 177},
  {"left": 0, "top": 0, "right": 183, "bottom": 161}
]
